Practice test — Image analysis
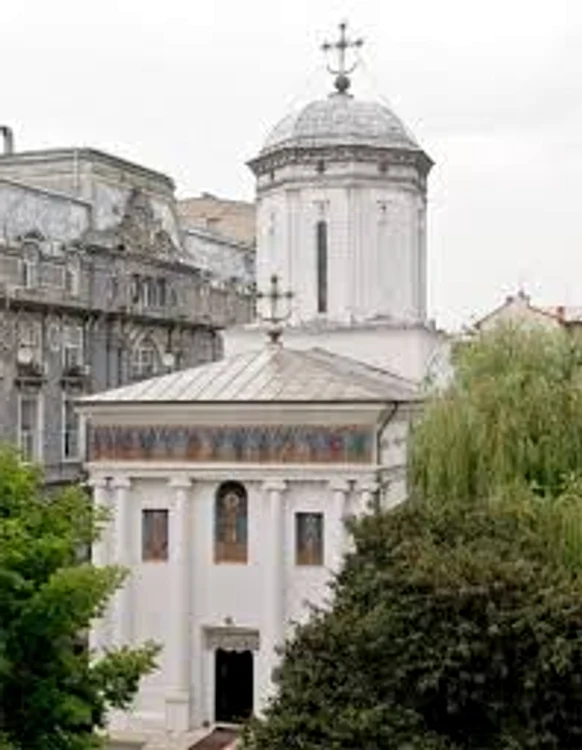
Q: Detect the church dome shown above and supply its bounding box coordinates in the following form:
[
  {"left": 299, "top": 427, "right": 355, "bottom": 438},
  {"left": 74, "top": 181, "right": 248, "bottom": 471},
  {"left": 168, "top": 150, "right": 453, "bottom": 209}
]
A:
[{"left": 260, "top": 93, "right": 420, "bottom": 155}]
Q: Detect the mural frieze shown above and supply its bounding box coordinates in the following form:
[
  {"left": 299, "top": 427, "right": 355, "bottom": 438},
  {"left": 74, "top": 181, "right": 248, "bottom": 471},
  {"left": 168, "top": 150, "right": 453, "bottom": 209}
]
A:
[{"left": 89, "top": 424, "right": 373, "bottom": 464}]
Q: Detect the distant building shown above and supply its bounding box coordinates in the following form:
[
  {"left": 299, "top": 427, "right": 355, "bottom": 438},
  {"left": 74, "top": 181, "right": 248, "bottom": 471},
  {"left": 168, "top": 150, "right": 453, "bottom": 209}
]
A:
[
  {"left": 0, "top": 131, "right": 254, "bottom": 485},
  {"left": 474, "top": 289, "right": 582, "bottom": 332},
  {"left": 178, "top": 192, "right": 256, "bottom": 247}
]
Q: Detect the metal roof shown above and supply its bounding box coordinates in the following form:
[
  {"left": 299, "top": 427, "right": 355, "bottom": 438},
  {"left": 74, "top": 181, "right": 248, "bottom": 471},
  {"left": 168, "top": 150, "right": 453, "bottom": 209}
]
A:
[
  {"left": 81, "top": 345, "right": 419, "bottom": 406},
  {"left": 261, "top": 94, "right": 420, "bottom": 155}
]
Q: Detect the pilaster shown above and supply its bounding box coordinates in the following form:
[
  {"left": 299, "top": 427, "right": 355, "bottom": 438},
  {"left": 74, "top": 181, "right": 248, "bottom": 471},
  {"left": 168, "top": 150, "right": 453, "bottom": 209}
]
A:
[
  {"left": 328, "top": 478, "right": 351, "bottom": 572},
  {"left": 261, "top": 479, "right": 287, "bottom": 707},
  {"left": 110, "top": 476, "right": 132, "bottom": 647},
  {"left": 165, "top": 474, "right": 193, "bottom": 733},
  {"left": 356, "top": 479, "right": 379, "bottom": 518},
  {"left": 88, "top": 476, "right": 111, "bottom": 653}
]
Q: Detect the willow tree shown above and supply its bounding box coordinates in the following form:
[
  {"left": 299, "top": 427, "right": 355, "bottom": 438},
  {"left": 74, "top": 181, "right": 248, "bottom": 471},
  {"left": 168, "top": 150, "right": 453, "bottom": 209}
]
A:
[
  {"left": 243, "top": 325, "right": 582, "bottom": 750},
  {"left": 411, "top": 324, "right": 582, "bottom": 503}
]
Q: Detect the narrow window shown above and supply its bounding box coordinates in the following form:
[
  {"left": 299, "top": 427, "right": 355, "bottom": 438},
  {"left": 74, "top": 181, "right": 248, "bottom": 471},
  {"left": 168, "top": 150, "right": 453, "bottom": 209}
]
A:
[
  {"left": 62, "top": 393, "right": 79, "bottom": 460},
  {"left": 142, "top": 509, "right": 169, "bottom": 561},
  {"left": 296, "top": 512, "right": 324, "bottom": 566},
  {"left": 214, "top": 482, "right": 248, "bottom": 564},
  {"left": 21, "top": 246, "right": 39, "bottom": 289},
  {"left": 63, "top": 324, "right": 84, "bottom": 370},
  {"left": 316, "top": 220, "right": 328, "bottom": 314},
  {"left": 65, "top": 256, "right": 80, "bottom": 296},
  {"left": 18, "top": 393, "right": 40, "bottom": 462}
]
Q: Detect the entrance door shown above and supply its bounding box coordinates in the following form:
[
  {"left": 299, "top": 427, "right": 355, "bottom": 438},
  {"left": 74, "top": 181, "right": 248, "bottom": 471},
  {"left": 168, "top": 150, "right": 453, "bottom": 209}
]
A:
[{"left": 215, "top": 649, "right": 253, "bottom": 724}]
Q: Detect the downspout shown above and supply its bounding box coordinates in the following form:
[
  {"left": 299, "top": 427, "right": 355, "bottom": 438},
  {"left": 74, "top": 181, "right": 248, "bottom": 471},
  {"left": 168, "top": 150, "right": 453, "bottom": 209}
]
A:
[{"left": 374, "top": 402, "right": 399, "bottom": 510}]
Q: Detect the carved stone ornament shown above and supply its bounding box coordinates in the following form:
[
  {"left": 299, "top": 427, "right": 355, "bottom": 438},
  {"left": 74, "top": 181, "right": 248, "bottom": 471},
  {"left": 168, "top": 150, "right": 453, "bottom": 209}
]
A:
[
  {"left": 204, "top": 626, "right": 260, "bottom": 653},
  {"left": 85, "top": 189, "right": 179, "bottom": 258}
]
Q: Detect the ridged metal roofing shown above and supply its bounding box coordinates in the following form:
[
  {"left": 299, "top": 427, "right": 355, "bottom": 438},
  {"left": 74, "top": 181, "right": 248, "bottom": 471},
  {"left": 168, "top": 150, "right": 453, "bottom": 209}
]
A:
[
  {"left": 261, "top": 94, "right": 420, "bottom": 155},
  {"left": 81, "top": 345, "right": 418, "bottom": 405}
]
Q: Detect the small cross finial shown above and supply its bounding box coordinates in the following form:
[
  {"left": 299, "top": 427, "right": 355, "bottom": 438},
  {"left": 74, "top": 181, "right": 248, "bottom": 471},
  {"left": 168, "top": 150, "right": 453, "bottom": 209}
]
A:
[
  {"left": 256, "top": 274, "right": 294, "bottom": 345},
  {"left": 321, "top": 20, "right": 364, "bottom": 94}
]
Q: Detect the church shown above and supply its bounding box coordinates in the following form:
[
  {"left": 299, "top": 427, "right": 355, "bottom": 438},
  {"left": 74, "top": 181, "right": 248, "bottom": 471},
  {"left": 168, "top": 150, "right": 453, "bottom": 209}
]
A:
[{"left": 80, "top": 23, "right": 445, "bottom": 747}]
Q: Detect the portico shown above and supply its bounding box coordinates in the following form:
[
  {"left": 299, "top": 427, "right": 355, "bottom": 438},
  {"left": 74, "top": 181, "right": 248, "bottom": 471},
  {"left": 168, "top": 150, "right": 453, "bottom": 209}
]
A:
[{"left": 81, "top": 341, "right": 417, "bottom": 735}]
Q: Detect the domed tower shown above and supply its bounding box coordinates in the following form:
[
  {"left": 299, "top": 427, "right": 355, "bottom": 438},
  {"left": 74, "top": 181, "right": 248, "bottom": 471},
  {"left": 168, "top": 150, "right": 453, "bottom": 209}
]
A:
[{"left": 248, "top": 23, "right": 433, "bottom": 326}]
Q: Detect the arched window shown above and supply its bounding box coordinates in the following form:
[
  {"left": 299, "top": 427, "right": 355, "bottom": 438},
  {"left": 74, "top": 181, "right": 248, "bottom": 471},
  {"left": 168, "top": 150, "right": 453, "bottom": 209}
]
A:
[
  {"left": 214, "top": 481, "right": 248, "bottom": 564},
  {"left": 316, "top": 220, "right": 328, "bottom": 314},
  {"left": 131, "top": 337, "right": 160, "bottom": 380}
]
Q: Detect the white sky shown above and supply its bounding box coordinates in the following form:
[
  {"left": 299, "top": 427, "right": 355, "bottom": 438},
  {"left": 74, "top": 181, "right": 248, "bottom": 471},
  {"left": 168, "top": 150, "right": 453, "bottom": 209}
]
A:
[{"left": 1, "top": 0, "right": 580, "bottom": 329}]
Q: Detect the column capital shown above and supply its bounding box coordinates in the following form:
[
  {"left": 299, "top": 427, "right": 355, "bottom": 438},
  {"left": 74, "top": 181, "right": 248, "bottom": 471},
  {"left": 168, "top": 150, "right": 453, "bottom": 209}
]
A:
[
  {"left": 111, "top": 476, "right": 132, "bottom": 490},
  {"left": 357, "top": 479, "right": 379, "bottom": 494},
  {"left": 87, "top": 475, "right": 109, "bottom": 490},
  {"left": 168, "top": 474, "right": 192, "bottom": 490},
  {"left": 263, "top": 479, "right": 287, "bottom": 494},
  {"left": 328, "top": 478, "right": 351, "bottom": 493}
]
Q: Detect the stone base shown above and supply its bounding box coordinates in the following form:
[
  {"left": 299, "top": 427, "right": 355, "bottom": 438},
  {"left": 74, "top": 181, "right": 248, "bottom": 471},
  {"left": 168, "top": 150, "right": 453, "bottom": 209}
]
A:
[{"left": 165, "top": 693, "right": 191, "bottom": 733}]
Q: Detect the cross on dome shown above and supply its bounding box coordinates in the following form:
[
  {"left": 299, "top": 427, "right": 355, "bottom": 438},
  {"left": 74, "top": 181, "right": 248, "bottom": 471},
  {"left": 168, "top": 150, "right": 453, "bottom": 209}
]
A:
[
  {"left": 321, "top": 21, "right": 364, "bottom": 94},
  {"left": 256, "top": 274, "right": 293, "bottom": 345}
]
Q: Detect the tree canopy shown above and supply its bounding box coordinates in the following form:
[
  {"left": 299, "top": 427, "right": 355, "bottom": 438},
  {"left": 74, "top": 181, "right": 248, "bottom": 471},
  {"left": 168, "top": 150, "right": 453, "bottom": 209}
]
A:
[
  {"left": 243, "top": 325, "right": 582, "bottom": 750},
  {"left": 0, "top": 449, "right": 158, "bottom": 750}
]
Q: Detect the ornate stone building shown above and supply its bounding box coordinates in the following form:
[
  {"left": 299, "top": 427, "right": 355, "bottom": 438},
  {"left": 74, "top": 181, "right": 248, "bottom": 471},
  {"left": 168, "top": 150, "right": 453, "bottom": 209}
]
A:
[{"left": 0, "top": 136, "right": 254, "bottom": 485}]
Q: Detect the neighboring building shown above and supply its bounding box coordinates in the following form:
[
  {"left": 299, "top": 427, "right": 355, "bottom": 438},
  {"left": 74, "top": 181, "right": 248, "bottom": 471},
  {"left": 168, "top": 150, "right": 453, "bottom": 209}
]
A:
[
  {"left": 474, "top": 289, "right": 582, "bottom": 332},
  {"left": 0, "top": 136, "right": 254, "bottom": 485},
  {"left": 178, "top": 192, "right": 256, "bottom": 247},
  {"left": 82, "top": 22, "right": 445, "bottom": 747}
]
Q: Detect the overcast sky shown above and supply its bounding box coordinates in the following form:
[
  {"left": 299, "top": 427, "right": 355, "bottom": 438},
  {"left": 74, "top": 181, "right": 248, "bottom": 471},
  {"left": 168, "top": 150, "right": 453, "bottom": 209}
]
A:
[{"left": 1, "top": 0, "right": 579, "bottom": 329}]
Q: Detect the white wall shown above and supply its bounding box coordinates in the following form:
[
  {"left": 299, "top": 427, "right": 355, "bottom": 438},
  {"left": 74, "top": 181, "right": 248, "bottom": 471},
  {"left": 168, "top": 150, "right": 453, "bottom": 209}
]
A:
[
  {"left": 94, "top": 470, "right": 378, "bottom": 735},
  {"left": 224, "top": 320, "right": 446, "bottom": 384}
]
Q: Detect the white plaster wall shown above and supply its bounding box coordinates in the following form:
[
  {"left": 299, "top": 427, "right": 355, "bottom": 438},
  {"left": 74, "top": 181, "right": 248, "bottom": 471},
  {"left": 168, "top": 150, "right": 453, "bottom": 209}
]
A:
[
  {"left": 224, "top": 321, "right": 445, "bottom": 384},
  {"left": 95, "top": 471, "right": 367, "bottom": 734},
  {"left": 255, "top": 167, "right": 426, "bottom": 325}
]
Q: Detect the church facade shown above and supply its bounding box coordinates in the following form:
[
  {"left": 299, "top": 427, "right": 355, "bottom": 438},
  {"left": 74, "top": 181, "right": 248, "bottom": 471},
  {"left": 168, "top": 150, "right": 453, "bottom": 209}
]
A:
[
  {"left": 82, "top": 23, "right": 441, "bottom": 746},
  {"left": 81, "top": 343, "right": 417, "bottom": 738}
]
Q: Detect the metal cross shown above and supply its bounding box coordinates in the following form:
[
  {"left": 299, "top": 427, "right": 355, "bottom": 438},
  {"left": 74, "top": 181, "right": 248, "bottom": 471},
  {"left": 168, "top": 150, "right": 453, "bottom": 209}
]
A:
[
  {"left": 321, "top": 21, "right": 364, "bottom": 93},
  {"left": 256, "top": 274, "right": 293, "bottom": 344}
]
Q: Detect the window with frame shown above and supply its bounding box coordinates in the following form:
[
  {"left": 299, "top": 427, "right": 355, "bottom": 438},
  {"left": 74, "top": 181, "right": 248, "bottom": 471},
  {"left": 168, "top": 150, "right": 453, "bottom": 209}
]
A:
[
  {"left": 18, "top": 320, "right": 41, "bottom": 360},
  {"left": 63, "top": 324, "right": 84, "bottom": 369},
  {"left": 214, "top": 482, "right": 248, "bottom": 564},
  {"left": 62, "top": 392, "right": 79, "bottom": 460},
  {"left": 316, "top": 220, "right": 328, "bottom": 314},
  {"left": 296, "top": 512, "right": 324, "bottom": 566},
  {"left": 131, "top": 339, "right": 159, "bottom": 379},
  {"left": 142, "top": 509, "right": 169, "bottom": 561},
  {"left": 18, "top": 393, "right": 40, "bottom": 462},
  {"left": 21, "top": 245, "right": 39, "bottom": 289}
]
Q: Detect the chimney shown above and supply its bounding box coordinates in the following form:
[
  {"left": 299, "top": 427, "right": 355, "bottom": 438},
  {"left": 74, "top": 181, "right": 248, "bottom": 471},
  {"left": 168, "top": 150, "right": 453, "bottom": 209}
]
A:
[{"left": 0, "top": 126, "right": 14, "bottom": 155}]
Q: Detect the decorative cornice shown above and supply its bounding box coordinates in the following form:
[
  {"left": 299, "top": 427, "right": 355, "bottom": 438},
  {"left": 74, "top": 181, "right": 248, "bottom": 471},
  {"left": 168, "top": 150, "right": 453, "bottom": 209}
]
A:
[{"left": 248, "top": 144, "right": 433, "bottom": 178}]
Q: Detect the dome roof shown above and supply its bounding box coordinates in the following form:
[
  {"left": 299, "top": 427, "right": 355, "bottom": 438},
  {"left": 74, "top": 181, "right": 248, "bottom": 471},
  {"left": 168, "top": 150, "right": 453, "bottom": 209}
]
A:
[{"left": 260, "top": 93, "right": 420, "bottom": 155}]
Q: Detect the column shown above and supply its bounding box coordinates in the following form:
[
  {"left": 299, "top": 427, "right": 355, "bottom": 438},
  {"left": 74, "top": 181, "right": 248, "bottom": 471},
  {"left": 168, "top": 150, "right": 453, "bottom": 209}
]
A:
[
  {"left": 165, "top": 475, "right": 193, "bottom": 732},
  {"left": 356, "top": 479, "right": 379, "bottom": 518},
  {"left": 328, "top": 478, "right": 350, "bottom": 573},
  {"left": 88, "top": 476, "right": 111, "bottom": 653},
  {"left": 111, "top": 476, "right": 132, "bottom": 647},
  {"left": 261, "top": 480, "right": 287, "bottom": 708}
]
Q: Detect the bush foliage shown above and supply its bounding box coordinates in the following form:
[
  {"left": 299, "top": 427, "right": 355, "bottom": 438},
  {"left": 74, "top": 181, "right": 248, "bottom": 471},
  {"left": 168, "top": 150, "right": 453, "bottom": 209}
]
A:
[
  {"left": 0, "top": 449, "right": 158, "bottom": 750},
  {"left": 243, "top": 326, "right": 582, "bottom": 749}
]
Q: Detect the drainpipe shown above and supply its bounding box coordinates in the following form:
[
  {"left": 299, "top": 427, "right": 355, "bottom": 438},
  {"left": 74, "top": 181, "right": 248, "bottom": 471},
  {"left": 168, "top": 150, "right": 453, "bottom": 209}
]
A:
[
  {"left": 0, "top": 126, "right": 14, "bottom": 155},
  {"left": 374, "top": 402, "right": 399, "bottom": 510}
]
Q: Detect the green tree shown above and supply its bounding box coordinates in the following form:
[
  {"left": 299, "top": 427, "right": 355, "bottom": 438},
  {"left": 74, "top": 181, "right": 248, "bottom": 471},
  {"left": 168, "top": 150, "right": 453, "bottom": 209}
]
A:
[
  {"left": 243, "top": 326, "right": 582, "bottom": 749},
  {"left": 0, "top": 448, "right": 158, "bottom": 750}
]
